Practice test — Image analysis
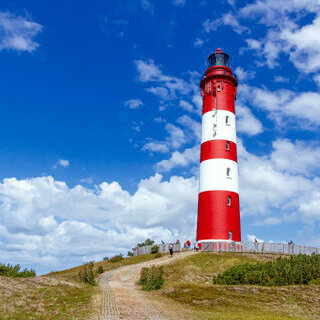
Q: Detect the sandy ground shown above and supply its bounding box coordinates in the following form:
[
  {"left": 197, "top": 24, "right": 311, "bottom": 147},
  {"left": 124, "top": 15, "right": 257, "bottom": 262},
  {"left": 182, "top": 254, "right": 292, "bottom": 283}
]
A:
[{"left": 98, "top": 251, "right": 195, "bottom": 320}]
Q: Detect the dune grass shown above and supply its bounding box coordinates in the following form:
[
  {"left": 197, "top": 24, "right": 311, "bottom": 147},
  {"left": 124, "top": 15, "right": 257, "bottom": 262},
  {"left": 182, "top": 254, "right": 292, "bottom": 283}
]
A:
[
  {"left": 159, "top": 252, "right": 320, "bottom": 320},
  {"left": 0, "top": 253, "right": 162, "bottom": 319}
]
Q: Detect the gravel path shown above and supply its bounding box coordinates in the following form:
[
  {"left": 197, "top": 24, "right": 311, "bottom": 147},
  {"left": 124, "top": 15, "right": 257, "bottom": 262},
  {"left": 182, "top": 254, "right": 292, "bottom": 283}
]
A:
[{"left": 98, "top": 251, "right": 194, "bottom": 320}]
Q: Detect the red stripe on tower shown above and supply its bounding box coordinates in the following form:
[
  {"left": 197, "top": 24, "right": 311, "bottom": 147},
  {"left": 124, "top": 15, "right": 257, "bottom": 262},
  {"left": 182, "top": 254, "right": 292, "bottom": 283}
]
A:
[{"left": 197, "top": 48, "right": 241, "bottom": 244}]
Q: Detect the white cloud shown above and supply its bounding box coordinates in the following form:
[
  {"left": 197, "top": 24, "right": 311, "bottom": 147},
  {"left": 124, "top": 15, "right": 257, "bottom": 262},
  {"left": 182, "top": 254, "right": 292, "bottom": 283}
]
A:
[
  {"left": 53, "top": 159, "right": 69, "bottom": 168},
  {"left": 194, "top": 38, "right": 204, "bottom": 47},
  {"left": 237, "top": 105, "right": 263, "bottom": 136},
  {"left": 203, "top": 13, "right": 249, "bottom": 34},
  {"left": 247, "top": 234, "right": 264, "bottom": 242},
  {"left": 0, "top": 174, "right": 197, "bottom": 273},
  {"left": 0, "top": 11, "right": 42, "bottom": 52},
  {"left": 179, "top": 100, "right": 194, "bottom": 113},
  {"left": 124, "top": 99, "right": 144, "bottom": 109},
  {"left": 240, "top": 84, "right": 320, "bottom": 127},
  {"left": 143, "top": 123, "right": 186, "bottom": 153},
  {"left": 135, "top": 59, "right": 196, "bottom": 100},
  {"left": 274, "top": 75, "right": 289, "bottom": 83},
  {"left": 156, "top": 146, "right": 199, "bottom": 172},
  {"left": 235, "top": 66, "right": 256, "bottom": 82}
]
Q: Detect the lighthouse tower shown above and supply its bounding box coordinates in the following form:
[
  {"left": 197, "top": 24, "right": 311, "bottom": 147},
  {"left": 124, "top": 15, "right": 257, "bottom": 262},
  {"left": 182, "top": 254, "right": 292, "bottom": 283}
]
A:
[{"left": 197, "top": 48, "right": 241, "bottom": 245}]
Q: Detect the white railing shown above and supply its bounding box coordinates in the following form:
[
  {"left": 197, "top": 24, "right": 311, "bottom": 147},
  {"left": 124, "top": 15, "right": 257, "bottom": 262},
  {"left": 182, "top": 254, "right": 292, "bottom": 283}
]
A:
[
  {"left": 133, "top": 243, "right": 181, "bottom": 256},
  {"left": 201, "top": 241, "right": 320, "bottom": 256}
]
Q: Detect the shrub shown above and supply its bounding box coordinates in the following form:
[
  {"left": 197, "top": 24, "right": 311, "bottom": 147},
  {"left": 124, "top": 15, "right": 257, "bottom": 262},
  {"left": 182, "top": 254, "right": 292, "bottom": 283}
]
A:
[
  {"left": 0, "top": 263, "right": 36, "bottom": 278},
  {"left": 138, "top": 265, "right": 164, "bottom": 290},
  {"left": 109, "top": 254, "right": 124, "bottom": 263},
  {"left": 96, "top": 265, "right": 104, "bottom": 274},
  {"left": 151, "top": 245, "right": 159, "bottom": 254},
  {"left": 78, "top": 262, "right": 97, "bottom": 286},
  {"left": 127, "top": 251, "right": 134, "bottom": 257},
  {"left": 103, "top": 257, "right": 109, "bottom": 261},
  {"left": 213, "top": 254, "right": 320, "bottom": 286},
  {"left": 137, "top": 238, "right": 155, "bottom": 247},
  {"left": 154, "top": 253, "right": 162, "bottom": 259}
]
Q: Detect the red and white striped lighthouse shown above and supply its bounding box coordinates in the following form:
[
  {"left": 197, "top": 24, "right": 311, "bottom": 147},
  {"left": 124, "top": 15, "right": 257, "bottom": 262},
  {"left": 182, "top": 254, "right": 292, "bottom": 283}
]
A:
[{"left": 197, "top": 48, "right": 241, "bottom": 244}]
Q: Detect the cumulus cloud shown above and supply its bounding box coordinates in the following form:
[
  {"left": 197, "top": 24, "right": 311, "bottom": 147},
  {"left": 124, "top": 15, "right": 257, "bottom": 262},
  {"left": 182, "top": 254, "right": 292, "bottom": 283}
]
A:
[
  {"left": 0, "top": 11, "right": 42, "bottom": 52},
  {"left": 240, "top": 84, "right": 320, "bottom": 127},
  {"left": 135, "top": 59, "right": 197, "bottom": 100},
  {"left": 156, "top": 146, "right": 199, "bottom": 172},
  {"left": 124, "top": 99, "right": 144, "bottom": 109},
  {"left": 143, "top": 123, "right": 186, "bottom": 153},
  {"left": 0, "top": 174, "right": 198, "bottom": 273},
  {"left": 237, "top": 105, "right": 263, "bottom": 136}
]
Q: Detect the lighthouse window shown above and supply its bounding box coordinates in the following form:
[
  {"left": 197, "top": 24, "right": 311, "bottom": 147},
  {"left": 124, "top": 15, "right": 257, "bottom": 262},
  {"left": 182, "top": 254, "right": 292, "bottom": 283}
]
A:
[
  {"left": 228, "top": 231, "right": 232, "bottom": 240},
  {"left": 226, "top": 167, "right": 231, "bottom": 177},
  {"left": 226, "top": 141, "right": 230, "bottom": 150},
  {"left": 225, "top": 115, "right": 230, "bottom": 125},
  {"left": 217, "top": 85, "right": 221, "bottom": 92},
  {"left": 227, "top": 196, "right": 231, "bottom": 206}
]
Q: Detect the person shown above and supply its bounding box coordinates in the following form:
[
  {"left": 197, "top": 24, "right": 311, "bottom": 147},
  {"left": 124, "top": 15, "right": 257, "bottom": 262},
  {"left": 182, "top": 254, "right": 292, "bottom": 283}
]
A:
[
  {"left": 254, "top": 238, "right": 258, "bottom": 243},
  {"left": 169, "top": 244, "right": 173, "bottom": 258},
  {"left": 161, "top": 240, "right": 165, "bottom": 244},
  {"left": 176, "top": 239, "right": 180, "bottom": 244},
  {"left": 194, "top": 242, "right": 199, "bottom": 252}
]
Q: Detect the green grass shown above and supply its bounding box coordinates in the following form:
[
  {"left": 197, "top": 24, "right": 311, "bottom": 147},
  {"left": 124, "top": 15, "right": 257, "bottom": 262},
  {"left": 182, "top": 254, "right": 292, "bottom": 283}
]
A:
[
  {"left": 158, "top": 252, "right": 320, "bottom": 320},
  {"left": 0, "top": 277, "right": 96, "bottom": 320},
  {"left": 0, "top": 253, "right": 162, "bottom": 319},
  {"left": 47, "top": 253, "right": 164, "bottom": 282}
]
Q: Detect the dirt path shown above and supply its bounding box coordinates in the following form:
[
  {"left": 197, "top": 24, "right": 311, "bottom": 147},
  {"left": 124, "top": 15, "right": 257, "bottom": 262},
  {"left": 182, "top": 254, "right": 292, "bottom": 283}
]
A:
[{"left": 98, "top": 251, "right": 194, "bottom": 320}]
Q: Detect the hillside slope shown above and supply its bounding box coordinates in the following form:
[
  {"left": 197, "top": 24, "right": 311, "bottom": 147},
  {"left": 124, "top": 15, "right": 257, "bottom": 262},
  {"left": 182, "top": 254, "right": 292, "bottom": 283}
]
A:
[{"left": 149, "top": 252, "right": 320, "bottom": 320}]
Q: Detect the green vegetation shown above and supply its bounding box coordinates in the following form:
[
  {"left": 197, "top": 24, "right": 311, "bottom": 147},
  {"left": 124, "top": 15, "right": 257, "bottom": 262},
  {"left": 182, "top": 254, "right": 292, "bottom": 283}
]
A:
[
  {"left": 151, "top": 245, "right": 159, "bottom": 254},
  {"left": 136, "top": 238, "right": 155, "bottom": 247},
  {"left": 213, "top": 254, "right": 320, "bottom": 286},
  {"left": 78, "top": 262, "right": 97, "bottom": 286},
  {"left": 109, "top": 254, "right": 124, "bottom": 263},
  {"left": 138, "top": 265, "right": 164, "bottom": 290},
  {"left": 0, "top": 262, "right": 36, "bottom": 278},
  {"left": 157, "top": 252, "right": 320, "bottom": 320},
  {"left": 96, "top": 265, "right": 104, "bottom": 274},
  {"left": 0, "top": 276, "right": 96, "bottom": 320},
  {"left": 154, "top": 252, "right": 162, "bottom": 259}
]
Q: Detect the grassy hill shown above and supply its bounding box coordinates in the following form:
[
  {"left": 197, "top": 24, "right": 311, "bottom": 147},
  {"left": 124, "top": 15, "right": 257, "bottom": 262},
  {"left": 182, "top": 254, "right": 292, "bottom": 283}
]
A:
[
  {"left": 153, "top": 252, "right": 320, "bottom": 320},
  {"left": 0, "top": 253, "right": 160, "bottom": 319}
]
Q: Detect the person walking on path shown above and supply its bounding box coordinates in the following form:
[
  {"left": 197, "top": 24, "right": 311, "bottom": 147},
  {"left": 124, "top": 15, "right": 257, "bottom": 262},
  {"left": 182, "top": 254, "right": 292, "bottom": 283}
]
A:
[{"left": 169, "top": 244, "right": 173, "bottom": 258}]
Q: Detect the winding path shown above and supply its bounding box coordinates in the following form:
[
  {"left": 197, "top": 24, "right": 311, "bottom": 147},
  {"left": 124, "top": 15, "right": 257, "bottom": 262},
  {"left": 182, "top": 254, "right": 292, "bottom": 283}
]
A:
[{"left": 98, "top": 251, "right": 194, "bottom": 320}]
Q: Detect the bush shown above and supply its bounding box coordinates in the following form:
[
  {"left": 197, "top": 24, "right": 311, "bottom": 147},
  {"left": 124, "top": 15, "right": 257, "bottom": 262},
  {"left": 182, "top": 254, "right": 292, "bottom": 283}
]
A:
[
  {"left": 154, "top": 253, "right": 162, "bottom": 259},
  {"left": 127, "top": 251, "right": 134, "bottom": 257},
  {"left": 96, "top": 265, "right": 104, "bottom": 274},
  {"left": 137, "top": 238, "right": 155, "bottom": 247},
  {"left": 78, "top": 262, "right": 97, "bottom": 286},
  {"left": 151, "top": 245, "right": 159, "bottom": 254},
  {"left": 0, "top": 263, "right": 36, "bottom": 278},
  {"left": 109, "top": 254, "right": 124, "bottom": 263},
  {"left": 213, "top": 254, "right": 320, "bottom": 286},
  {"left": 138, "top": 265, "right": 164, "bottom": 290},
  {"left": 103, "top": 257, "right": 109, "bottom": 261}
]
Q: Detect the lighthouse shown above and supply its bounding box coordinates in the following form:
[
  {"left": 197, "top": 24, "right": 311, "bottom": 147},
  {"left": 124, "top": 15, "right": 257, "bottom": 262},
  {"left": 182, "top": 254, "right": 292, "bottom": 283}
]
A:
[{"left": 197, "top": 48, "right": 241, "bottom": 245}]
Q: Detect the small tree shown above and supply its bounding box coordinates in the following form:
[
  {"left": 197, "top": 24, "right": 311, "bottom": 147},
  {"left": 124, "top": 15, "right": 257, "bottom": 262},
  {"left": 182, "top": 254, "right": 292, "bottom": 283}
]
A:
[
  {"left": 96, "top": 265, "right": 104, "bottom": 274},
  {"left": 138, "top": 265, "right": 164, "bottom": 290},
  {"left": 127, "top": 251, "right": 134, "bottom": 257},
  {"left": 79, "top": 262, "right": 97, "bottom": 286},
  {"left": 151, "top": 245, "right": 159, "bottom": 254}
]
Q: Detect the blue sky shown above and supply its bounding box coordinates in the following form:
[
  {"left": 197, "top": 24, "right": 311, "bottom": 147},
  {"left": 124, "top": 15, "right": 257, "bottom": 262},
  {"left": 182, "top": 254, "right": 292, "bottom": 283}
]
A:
[{"left": 1, "top": 0, "right": 320, "bottom": 274}]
